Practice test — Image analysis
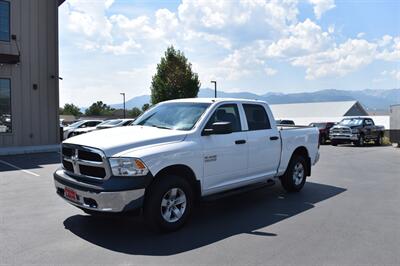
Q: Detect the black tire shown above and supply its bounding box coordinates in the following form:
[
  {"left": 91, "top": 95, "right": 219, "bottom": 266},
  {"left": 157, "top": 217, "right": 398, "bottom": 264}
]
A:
[
  {"left": 280, "top": 155, "right": 307, "bottom": 192},
  {"left": 320, "top": 135, "right": 326, "bottom": 145},
  {"left": 144, "top": 175, "right": 193, "bottom": 232},
  {"left": 375, "top": 134, "right": 383, "bottom": 146},
  {"left": 331, "top": 140, "right": 338, "bottom": 146},
  {"left": 356, "top": 135, "right": 365, "bottom": 147}
]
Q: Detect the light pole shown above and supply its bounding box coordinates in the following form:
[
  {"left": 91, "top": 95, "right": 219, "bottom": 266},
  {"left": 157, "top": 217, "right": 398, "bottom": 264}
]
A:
[
  {"left": 120, "top": 92, "right": 126, "bottom": 118},
  {"left": 211, "top": 80, "right": 217, "bottom": 98}
]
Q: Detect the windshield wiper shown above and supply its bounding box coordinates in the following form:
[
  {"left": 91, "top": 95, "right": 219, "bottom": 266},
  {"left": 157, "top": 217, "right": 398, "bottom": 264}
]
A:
[{"left": 151, "top": 125, "right": 172, "bottom": 130}]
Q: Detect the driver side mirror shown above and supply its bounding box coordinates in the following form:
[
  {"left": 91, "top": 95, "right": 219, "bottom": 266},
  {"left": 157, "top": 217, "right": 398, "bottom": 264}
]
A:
[
  {"left": 80, "top": 124, "right": 87, "bottom": 128},
  {"left": 202, "top": 122, "right": 233, "bottom": 136}
]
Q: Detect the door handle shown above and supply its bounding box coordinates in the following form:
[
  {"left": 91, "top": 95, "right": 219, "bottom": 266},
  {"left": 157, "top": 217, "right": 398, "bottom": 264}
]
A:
[
  {"left": 235, "top": 139, "right": 246, "bottom": 145},
  {"left": 270, "top": 136, "right": 279, "bottom": 140}
]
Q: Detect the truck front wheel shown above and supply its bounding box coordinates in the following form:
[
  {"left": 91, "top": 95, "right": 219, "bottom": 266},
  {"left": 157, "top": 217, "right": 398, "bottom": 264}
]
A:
[
  {"left": 280, "top": 155, "right": 307, "bottom": 192},
  {"left": 356, "top": 135, "right": 365, "bottom": 147},
  {"left": 144, "top": 175, "right": 194, "bottom": 232}
]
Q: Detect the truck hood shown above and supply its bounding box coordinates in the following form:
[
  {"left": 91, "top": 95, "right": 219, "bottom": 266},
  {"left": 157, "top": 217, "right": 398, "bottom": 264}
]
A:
[
  {"left": 63, "top": 125, "right": 187, "bottom": 157},
  {"left": 331, "top": 125, "right": 357, "bottom": 130}
]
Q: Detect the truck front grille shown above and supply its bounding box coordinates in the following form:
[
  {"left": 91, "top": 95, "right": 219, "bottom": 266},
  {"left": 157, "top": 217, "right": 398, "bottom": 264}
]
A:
[
  {"left": 331, "top": 127, "right": 351, "bottom": 134},
  {"left": 61, "top": 144, "right": 110, "bottom": 180}
]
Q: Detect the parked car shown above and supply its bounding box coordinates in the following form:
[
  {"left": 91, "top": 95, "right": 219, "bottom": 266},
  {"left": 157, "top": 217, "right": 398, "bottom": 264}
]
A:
[
  {"left": 54, "top": 98, "right": 320, "bottom": 232},
  {"left": 309, "top": 122, "right": 335, "bottom": 144},
  {"left": 70, "top": 119, "right": 136, "bottom": 137},
  {"left": 329, "top": 117, "right": 385, "bottom": 146},
  {"left": 62, "top": 120, "right": 102, "bottom": 139},
  {"left": 96, "top": 119, "right": 135, "bottom": 129},
  {"left": 275, "top": 119, "right": 295, "bottom": 125}
]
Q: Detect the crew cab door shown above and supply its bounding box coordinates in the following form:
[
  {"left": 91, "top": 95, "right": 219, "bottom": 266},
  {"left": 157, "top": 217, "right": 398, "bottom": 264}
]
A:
[
  {"left": 363, "top": 118, "right": 375, "bottom": 139},
  {"left": 200, "top": 104, "right": 248, "bottom": 192},
  {"left": 242, "top": 103, "right": 281, "bottom": 178}
]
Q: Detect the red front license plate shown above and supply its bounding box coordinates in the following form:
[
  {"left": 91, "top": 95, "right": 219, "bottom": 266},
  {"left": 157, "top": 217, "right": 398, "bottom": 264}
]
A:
[{"left": 64, "top": 187, "right": 77, "bottom": 202}]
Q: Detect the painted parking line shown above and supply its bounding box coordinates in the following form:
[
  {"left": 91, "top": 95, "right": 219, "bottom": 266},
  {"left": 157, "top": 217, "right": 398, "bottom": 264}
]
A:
[{"left": 0, "top": 159, "right": 40, "bottom": 177}]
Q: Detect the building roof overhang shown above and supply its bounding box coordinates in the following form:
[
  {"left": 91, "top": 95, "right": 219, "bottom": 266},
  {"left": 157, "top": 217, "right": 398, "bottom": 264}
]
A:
[{"left": 0, "top": 54, "right": 20, "bottom": 65}]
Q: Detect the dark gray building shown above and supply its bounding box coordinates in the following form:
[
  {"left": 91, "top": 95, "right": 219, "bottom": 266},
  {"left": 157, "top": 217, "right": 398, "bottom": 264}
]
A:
[{"left": 0, "top": 0, "right": 64, "bottom": 152}]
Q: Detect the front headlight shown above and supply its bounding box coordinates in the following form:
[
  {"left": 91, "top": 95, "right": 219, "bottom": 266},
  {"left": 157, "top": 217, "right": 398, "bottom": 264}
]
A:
[{"left": 109, "top": 157, "right": 149, "bottom": 176}]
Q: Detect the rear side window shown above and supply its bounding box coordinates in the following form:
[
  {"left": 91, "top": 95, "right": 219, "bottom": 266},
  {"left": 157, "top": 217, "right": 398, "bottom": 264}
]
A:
[
  {"left": 243, "top": 104, "right": 271, "bottom": 130},
  {"left": 205, "top": 104, "right": 241, "bottom": 132},
  {"left": 86, "top": 121, "right": 101, "bottom": 127}
]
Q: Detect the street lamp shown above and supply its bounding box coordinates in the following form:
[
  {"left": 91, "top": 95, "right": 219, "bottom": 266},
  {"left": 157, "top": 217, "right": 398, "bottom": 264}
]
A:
[
  {"left": 120, "top": 92, "right": 126, "bottom": 118},
  {"left": 211, "top": 80, "right": 217, "bottom": 98}
]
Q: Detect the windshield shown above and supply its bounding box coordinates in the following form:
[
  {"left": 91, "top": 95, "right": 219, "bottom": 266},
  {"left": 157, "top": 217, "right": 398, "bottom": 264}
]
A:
[
  {"left": 340, "top": 118, "right": 363, "bottom": 126},
  {"left": 68, "top": 121, "right": 85, "bottom": 128},
  {"left": 133, "top": 102, "right": 210, "bottom": 130},
  {"left": 100, "top": 119, "right": 122, "bottom": 126}
]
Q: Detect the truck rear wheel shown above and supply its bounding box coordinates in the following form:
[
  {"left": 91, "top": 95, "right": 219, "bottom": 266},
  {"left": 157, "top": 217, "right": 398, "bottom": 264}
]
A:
[
  {"left": 144, "top": 175, "right": 193, "bottom": 232},
  {"left": 375, "top": 134, "right": 383, "bottom": 146},
  {"left": 280, "top": 155, "right": 307, "bottom": 192}
]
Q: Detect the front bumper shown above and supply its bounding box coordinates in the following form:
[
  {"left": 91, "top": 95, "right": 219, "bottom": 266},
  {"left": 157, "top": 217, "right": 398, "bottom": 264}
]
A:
[
  {"left": 329, "top": 133, "right": 359, "bottom": 142},
  {"left": 54, "top": 169, "right": 152, "bottom": 213}
]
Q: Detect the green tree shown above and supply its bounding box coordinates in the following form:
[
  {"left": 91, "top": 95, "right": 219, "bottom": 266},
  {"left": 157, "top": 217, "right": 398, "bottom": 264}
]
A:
[
  {"left": 150, "top": 46, "right": 200, "bottom": 104},
  {"left": 141, "top": 103, "right": 150, "bottom": 112},
  {"left": 60, "top": 103, "right": 82, "bottom": 116},
  {"left": 85, "top": 101, "right": 114, "bottom": 116},
  {"left": 129, "top": 107, "right": 142, "bottom": 118}
]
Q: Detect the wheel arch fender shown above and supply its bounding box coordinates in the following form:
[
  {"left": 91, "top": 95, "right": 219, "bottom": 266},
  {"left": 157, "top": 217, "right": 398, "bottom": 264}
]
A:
[
  {"left": 149, "top": 164, "right": 201, "bottom": 200},
  {"left": 290, "top": 146, "right": 311, "bottom": 177}
]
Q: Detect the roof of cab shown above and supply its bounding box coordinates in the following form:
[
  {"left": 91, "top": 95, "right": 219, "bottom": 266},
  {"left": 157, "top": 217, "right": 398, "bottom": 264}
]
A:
[{"left": 163, "top": 98, "right": 266, "bottom": 104}]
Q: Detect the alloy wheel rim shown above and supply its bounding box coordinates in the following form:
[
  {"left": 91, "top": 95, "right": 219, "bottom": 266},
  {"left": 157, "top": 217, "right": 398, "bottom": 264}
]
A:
[
  {"left": 160, "top": 188, "right": 187, "bottom": 223},
  {"left": 292, "top": 162, "right": 305, "bottom": 186}
]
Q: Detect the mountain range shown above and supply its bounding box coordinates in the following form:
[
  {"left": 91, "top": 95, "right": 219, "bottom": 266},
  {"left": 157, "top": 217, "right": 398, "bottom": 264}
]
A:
[{"left": 109, "top": 88, "right": 400, "bottom": 112}]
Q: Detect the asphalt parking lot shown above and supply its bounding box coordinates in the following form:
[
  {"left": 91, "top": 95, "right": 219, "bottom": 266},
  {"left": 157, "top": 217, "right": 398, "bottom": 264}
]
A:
[{"left": 0, "top": 145, "right": 399, "bottom": 265}]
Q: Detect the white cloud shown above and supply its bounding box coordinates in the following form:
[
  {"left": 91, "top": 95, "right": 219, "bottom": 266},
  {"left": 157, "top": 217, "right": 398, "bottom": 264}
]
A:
[
  {"left": 178, "top": 0, "right": 299, "bottom": 40},
  {"left": 265, "top": 67, "right": 278, "bottom": 76},
  {"left": 381, "top": 69, "right": 400, "bottom": 80},
  {"left": 266, "top": 19, "right": 332, "bottom": 57},
  {"left": 64, "top": 0, "right": 114, "bottom": 42},
  {"left": 357, "top": 32, "right": 365, "bottom": 38},
  {"left": 393, "top": 70, "right": 400, "bottom": 80},
  {"left": 292, "top": 39, "right": 377, "bottom": 79},
  {"left": 102, "top": 39, "right": 141, "bottom": 55},
  {"left": 376, "top": 36, "right": 400, "bottom": 61},
  {"left": 308, "top": 0, "right": 336, "bottom": 19}
]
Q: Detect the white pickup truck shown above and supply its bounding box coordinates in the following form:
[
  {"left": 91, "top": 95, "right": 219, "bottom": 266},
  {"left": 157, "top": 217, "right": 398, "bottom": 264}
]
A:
[{"left": 54, "top": 98, "right": 320, "bottom": 231}]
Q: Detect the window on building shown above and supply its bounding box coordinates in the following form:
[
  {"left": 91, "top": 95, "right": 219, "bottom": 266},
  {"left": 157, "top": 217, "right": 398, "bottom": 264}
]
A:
[
  {"left": 243, "top": 104, "right": 271, "bottom": 130},
  {"left": 0, "top": 78, "right": 11, "bottom": 133},
  {"left": 0, "top": 1, "right": 10, "bottom": 42}
]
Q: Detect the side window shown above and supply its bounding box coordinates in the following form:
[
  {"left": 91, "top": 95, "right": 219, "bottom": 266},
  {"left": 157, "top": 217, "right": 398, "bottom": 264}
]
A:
[
  {"left": 364, "top": 119, "right": 372, "bottom": 126},
  {"left": 87, "top": 121, "right": 100, "bottom": 127},
  {"left": 0, "top": 78, "right": 11, "bottom": 133},
  {"left": 367, "top": 119, "right": 374, "bottom": 125},
  {"left": 0, "top": 1, "right": 10, "bottom": 42},
  {"left": 243, "top": 104, "right": 271, "bottom": 130},
  {"left": 205, "top": 104, "right": 241, "bottom": 132}
]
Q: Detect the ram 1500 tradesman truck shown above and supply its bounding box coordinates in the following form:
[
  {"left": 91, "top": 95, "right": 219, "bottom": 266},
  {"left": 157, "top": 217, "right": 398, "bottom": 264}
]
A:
[{"left": 54, "top": 98, "right": 320, "bottom": 231}]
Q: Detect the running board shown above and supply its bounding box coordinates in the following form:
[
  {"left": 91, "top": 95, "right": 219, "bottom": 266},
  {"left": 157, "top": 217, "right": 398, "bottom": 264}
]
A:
[{"left": 202, "top": 179, "right": 276, "bottom": 202}]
